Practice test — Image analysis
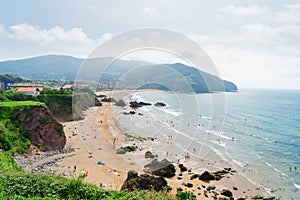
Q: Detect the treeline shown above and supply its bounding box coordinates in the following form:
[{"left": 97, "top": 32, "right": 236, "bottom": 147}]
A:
[
  {"left": 0, "top": 74, "right": 25, "bottom": 83},
  {"left": 0, "top": 87, "right": 101, "bottom": 122}
]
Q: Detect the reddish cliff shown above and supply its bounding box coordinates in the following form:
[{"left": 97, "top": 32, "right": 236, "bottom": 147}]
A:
[{"left": 14, "top": 106, "right": 66, "bottom": 151}]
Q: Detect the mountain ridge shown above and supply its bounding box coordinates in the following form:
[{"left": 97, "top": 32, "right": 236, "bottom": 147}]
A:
[{"left": 0, "top": 55, "right": 237, "bottom": 93}]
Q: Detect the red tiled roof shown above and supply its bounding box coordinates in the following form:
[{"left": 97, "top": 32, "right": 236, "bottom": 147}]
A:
[
  {"left": 17, "top": 87, "right": 44, "bottom": 93},
  {"left": 62, "top": 84, "right": 73, "bottom": 89}
]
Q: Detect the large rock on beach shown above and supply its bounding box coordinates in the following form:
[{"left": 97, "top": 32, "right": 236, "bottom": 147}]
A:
[
  {"left": 220, "top": 189, "right": 233, "bottom": 197},
  {"left": 190, "top": 174, "right": 199, "bottom": 180},
  {"left": 116, "top": 145, "right": 137, "bottom": 154},
  {"left": 121, "top": 170, "right": 168, "bottom": 192},
  {"left": 145, "top": 151, "right": 156, "bottom": 159},
  {"left": 116, "top": 148, "right": 126, "bottom": 154},
  {"left": 199, "top": 169, "right": 231, "bottom": 182},
  {"left": 101, "top": 97, "right": 116, "bottom": 102},
  {"left": 178, "top": 164, "right": 188, "bottom": 172},
  {"left": 129, "top": 101, "right": 151, "bottom": 108},
  {"left": 154, "top": 102, "right": 166, "bottom": 107},
  {"left": 144, "top": 159, "right": 176, "bottom": 178},
  {"left": 199, "top": 171, "right": 216, "bottom": 181},
  {"left": 115, "top": 99, "right": 126, "bottom": 107}
]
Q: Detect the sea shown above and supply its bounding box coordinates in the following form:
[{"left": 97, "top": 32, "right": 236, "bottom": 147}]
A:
[{"left": 121, "top": 89, "right": 300, "bottom": 199}]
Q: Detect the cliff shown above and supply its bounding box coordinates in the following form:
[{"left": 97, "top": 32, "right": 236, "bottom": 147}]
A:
[{"left": 0, "top": 101, "right": 66, "bottom": 152}]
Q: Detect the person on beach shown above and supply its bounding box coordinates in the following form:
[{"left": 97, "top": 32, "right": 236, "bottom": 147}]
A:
[
  {"left": 79, "top": 170, "right": 85, "bottom": 178},
  {"left": 73, "top": 165, "right": 76, "bottom": 173},
  {"left": 185, "top": 153, "right": 190, "bottom": 161},
  {"left": 113, "top": 137, "right": 116, "bottom": 147}
]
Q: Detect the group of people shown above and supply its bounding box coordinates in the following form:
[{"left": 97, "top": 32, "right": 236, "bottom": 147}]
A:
[{"left": 73, "top": 165, "right": 89, "bottom": 178}]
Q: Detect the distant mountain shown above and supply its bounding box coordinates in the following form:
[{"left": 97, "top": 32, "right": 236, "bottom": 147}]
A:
[{"left": 0, "top": 55, "right": 237, "bottom": 93}]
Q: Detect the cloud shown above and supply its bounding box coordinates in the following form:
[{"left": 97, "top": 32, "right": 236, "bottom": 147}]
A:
[
  {"left": 188, "top": 22, "right": 300, "bottom": 89},
  {"left": 0, "top": 25, "right": 4, "bottom": 35},
  {"left": 285, "top": 4, "right": 300, "bottom": 9},
  {"left": 190, "top": 23, "right": 300, "bottom": 54},
  {"left": 276, "top": 12, "right": 300, "bottom": 24},
  {"left": 201, "top": 44, "right": 300, "bottom": 89},
  {"left": 8, "top": 23, "right": 94, "bottom": 46},
  {"left": 143, "top": 7, "right": 159, "bottom": 16},
  {"left": 276, "top": 4, "right": 300, "bottom": 24},
  {"left": 97, "top": 33, "right": 112, "bottom": 44},
  {"left": 87, "top": 5, "right": 97, "bottom": 12},
  {"left": 1, "top": 23, "right": 114, "bottom": 58},
  {"left": 220, "top": 5, "right": 269, "bottom": 17}
]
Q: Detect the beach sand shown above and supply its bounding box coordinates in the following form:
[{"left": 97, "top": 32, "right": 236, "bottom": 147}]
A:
[{"left": 44, "top": 90, "right": 267, "bottom": 199}]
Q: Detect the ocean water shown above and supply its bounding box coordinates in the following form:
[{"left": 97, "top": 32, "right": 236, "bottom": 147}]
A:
[{"left": 129, "top": 89, "right": 300, "bottom": 199}]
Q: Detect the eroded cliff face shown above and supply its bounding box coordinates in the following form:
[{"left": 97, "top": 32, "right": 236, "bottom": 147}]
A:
[{"left": 13, "top": 106, "right": 66, "bottom": 151}]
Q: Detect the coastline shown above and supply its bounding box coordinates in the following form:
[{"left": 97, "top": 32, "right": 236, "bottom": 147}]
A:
[
  {"left": 110, "top": 90, "right": 269, "bottom": 199},
  {"left": 18, "top": 89, "right": 270, "bottom": 199}
]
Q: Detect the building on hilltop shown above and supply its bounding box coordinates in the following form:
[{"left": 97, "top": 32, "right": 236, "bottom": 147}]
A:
[
  {"left": 62, "top": 84, "right": 73, "bottom": 91},
  {"left": 17, "top": 87, "right": 44, "bottom": 96}
]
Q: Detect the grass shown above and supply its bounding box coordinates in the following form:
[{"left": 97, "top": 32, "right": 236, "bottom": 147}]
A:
[
  {"left": 0, "top": 101, "right": 45, "bottom": 108},
  {"left": 0, "top": 120, "right": 31, "bottom": 154},
  {"left": 0, "top": 152, "right": 22, "bottom": 173},
  {"left": 0, "top": 172, "right": 184, "bottom": 200}
]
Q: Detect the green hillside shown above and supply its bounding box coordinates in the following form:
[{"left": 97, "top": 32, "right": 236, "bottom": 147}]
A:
[{"left": 0, "top": 55, "right": 237, "bottom": 92}]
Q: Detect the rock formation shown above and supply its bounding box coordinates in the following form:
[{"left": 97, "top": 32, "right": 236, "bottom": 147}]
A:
[
  {"left": 116, "top": 145, "right": 137, "bottom": 154},
  {"left": 144, "top": 159, "right": 176, "bottom": 178},
  {"left": 198, "top": 168, "right": 233, "bottom": 182},
  {"left": 178, "top": 163, "right": 188, "bottom": 172},
  {"left": 115, "top": 99, "right": 126, "bottom": 107},
  {"left": 121, "top": 170, "right": 168, "bottom": 192},
  {"left": 145, "top": 151, "right": 156, "bottom": 159},
  {"left": 129, "top": 101, "right": 151, "bottom": 108},
  {"left": 154, "top": 102, "right": 166, "bottom": 107}
]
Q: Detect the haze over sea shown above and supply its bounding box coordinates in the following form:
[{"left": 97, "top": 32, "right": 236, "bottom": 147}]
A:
[{"left": 130, "top": 89, "right": 300, "bottom": 199}]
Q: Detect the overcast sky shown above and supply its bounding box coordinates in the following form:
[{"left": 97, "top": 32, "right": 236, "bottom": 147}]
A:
[{"left": 0, "top": 0, "right": 299, "bottom": 89}]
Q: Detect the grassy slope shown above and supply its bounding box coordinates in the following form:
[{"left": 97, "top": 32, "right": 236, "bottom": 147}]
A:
[
  {"left": 0, "top": 102, "right": 37, "bottom": 154},
  {"left": 0, "top": 173, "right": 177, "bottom": 200}
]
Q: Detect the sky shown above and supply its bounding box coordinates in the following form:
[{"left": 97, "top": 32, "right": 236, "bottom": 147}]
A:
[{"left": 0, "top": 0, "right": 300, "bottom": 89}]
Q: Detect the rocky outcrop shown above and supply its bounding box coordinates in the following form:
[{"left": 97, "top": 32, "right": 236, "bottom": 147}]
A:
[
  {"left": 121, "top": 170, "right": 168, "bottom": 192},
  {"left": 145, "top": 151, "right": 156, "bottom": 159},
  {"left": 144, "top": 159, "right": 176, "bottom": 178},
  {"left": 116, "top": 145, "right": 137, "bottom": 154},
  {"left": 115, "top": 99, "right": 126, "bottom": 107},
  {"left": 101, "top": 97, "right": 116, "bottom": 102},
  {"left": 129, "top": 101, "right": 151, "bottom": 108},
  {"left": 220, "top": 189, "right": 233, "bottom": 198},
  {"left": 122, "top": 110, "right": 136, "bottom": 115},
  {"left": 14, "top": 106, "right": 66, "bottom": 151},
  {"left": 198, "top": 168, "right": 233, "bottom": 182},
  {"left": 178, "top": 164, "right": 188, "bottom": 172},
  {"left": 198, "top": 171, "right": 216, "bottom": 181},
  {"left": 154, "top": 102, "right": 166, "bottom": 107}
]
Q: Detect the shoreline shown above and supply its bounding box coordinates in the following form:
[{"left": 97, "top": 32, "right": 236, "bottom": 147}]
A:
[
  {"left": 16, "top": 89, "right": 270, "bottom": 199},
  {"left": 110, "top": 91, "right": 269, "bottom": 199}
]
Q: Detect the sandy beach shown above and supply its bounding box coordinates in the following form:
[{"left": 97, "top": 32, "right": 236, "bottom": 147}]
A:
[{"left": 35, "top": 90, "right": 268, "bottom": 199}]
